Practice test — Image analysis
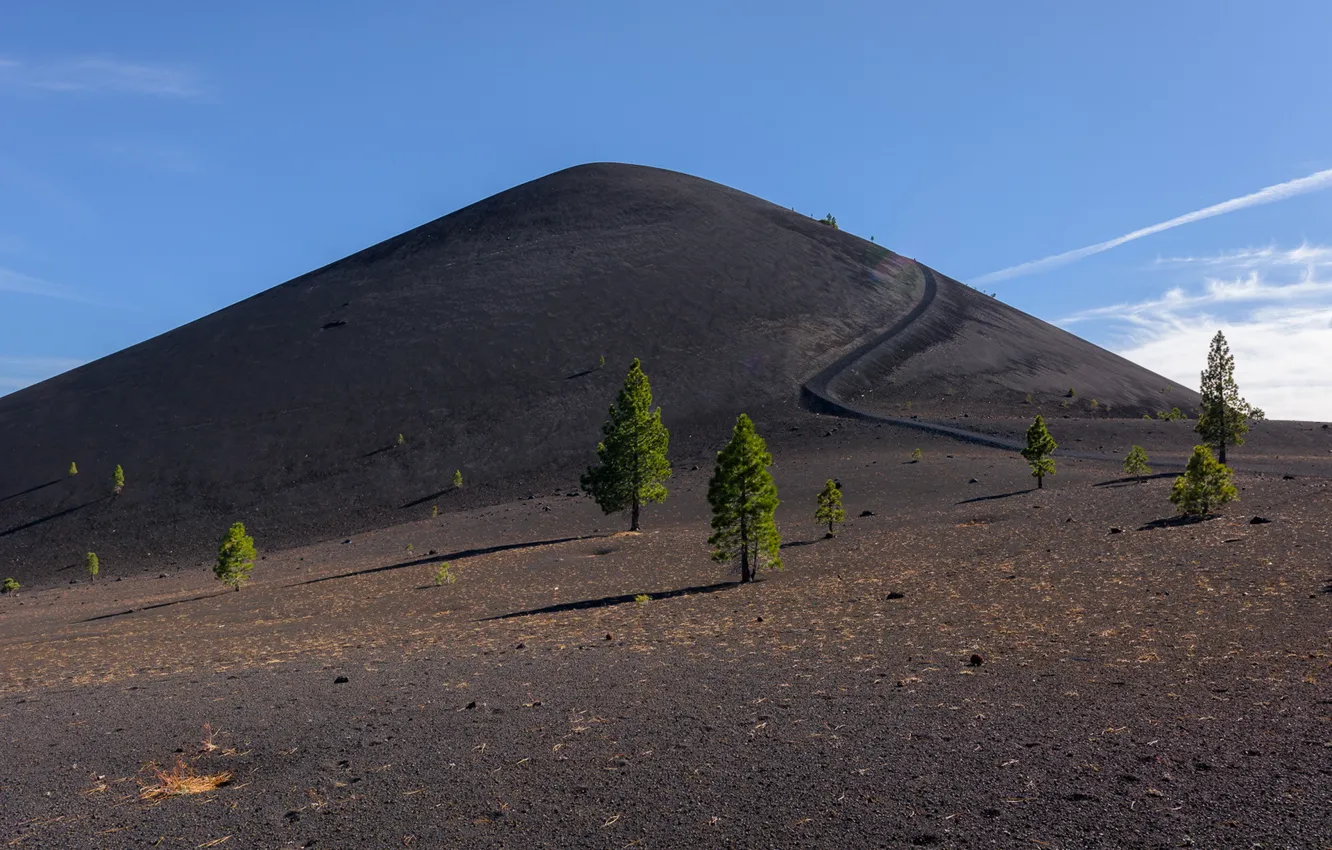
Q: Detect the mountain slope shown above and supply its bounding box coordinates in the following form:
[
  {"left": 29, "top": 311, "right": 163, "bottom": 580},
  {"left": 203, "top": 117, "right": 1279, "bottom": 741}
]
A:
[{"left": 0, "top": 163, "right": 1194, "bottom": 585}]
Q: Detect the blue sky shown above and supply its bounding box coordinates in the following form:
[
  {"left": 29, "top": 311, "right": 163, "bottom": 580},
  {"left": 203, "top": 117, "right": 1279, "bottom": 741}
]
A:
[{"left": 3, "top": 2, "right": 1331, "bottom": 417}]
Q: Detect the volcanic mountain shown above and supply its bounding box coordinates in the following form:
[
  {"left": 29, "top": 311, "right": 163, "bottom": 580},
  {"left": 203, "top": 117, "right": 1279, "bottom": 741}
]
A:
[{"left": 0, "top": 163, "right": 1195, "bottom": 584}]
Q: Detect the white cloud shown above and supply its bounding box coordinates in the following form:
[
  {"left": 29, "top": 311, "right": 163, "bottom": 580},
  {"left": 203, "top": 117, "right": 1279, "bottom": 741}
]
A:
[
  {"left": 974, "top": 168, "right": 1332, "bottom": 285},
  {"left": 0, "top": 57, "right": 200, "bottom": 97},
  {"left": 0, "top": 356, "right": 85, "bottom": 394},
  {"left": 1061, "top": 244, "right": 1332, "bottom": 421},
  {"left": 0, "top": 267, "right": 88, "bottom": 301}
]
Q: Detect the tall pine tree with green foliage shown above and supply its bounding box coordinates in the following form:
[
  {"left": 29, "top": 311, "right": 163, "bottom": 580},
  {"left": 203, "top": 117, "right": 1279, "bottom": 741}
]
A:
[
  {"left": 707, "top": 414, "right": 781, "bottom": 583},
  {"left": 1021, "top": 414, "right": 1057, "bottom": 488},
  {"left": 581, "top": 358, "right": 671, "bottom": 531},
  {"left": 1196, "top": 331, "right": 1263, "bottom": 464}
]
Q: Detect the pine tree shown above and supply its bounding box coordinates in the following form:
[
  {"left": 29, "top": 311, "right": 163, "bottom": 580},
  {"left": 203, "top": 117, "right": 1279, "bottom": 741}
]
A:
[
  {"left": 112, "top": 464, "right": 125, "bottom": 495},
  {"left": 814, "top": 478, "right": 845, "bottom": 536},
  {"left": 1196, "top": 331, "right": 1263, "bottom": 464},
  {"left": 452, "top": 469, "right": 463, "bottom": 488},
  {"left": 1020, "top": 415, "right": 1057, "bottom": 488},
  {"left": 707, "top": 414, "right": 782, "bottom": 583},
  {"left": 580, "top": 358, "right": 671, "bottom": 531},
  {"left": 86, "top": 552, "right": 99, "bottom": 581},
  {"left": 1123, "top": 445, "right": 1152, "bottom": 480},
  {"left": 1170, "top": 445, "right": 1237, "bottom": 517},
  {"left": 215, "top": 522, "right": 257, "bottom": 591},
  {"left": 68, "top": 462, "right": 78, "bottom": 476}
]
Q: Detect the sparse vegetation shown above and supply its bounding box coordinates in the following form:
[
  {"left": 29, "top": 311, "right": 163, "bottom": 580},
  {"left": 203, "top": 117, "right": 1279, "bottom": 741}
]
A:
[
  {"left": 634, "top": 593, "right": 650, "bottom": 605},
  {"left": 1021, "top": 414, "right": 1057, "bottom": 489},
  {"left": 112, "top": 464, "right": 125, "bottom": 495},
  {"left": 433, "top": 561, "right": 457, "bottom": 585},
  {"left": 1170, "top": 445, "right": 1237, "bottom": 517},
  {"left": 1089, "top": 398, "right": 1099, "bottom": 410},
  {"left": 599, "top": 354, "right": 606, "bottom": 369},
  {"left": 86, "top": 552, "right": 99, "bottom": 581},
  {"left": 214, "top": 522, "right": 256, "bottom": 591},
  {"left": 707, "top": 413, "right": 781, "bottom": 583},
  {"left": 1066, "top": 388, "right": 1076, "bottom": 398},
  {"left": 139, "top": 758, "right": 232, "bottom": 800},
  {"left": 1123, "top": 445, "right": 1151, "bottom": 479},
  {"left": 814, "top": 478, "right": 845, "bottom": 537},
  {"left": 1156, "top": 407, "right": 1188, "bottom": 421},
  {"left": 432, "top": 505, "right": 439, "bottom": 518},
  {"left": 581, "top": 358, "right": 672, "bottom": 531},
  {"left": 405, "top": 543, "right": 414, "bottom": 554},
  {"left": 1196, "top": 330, "right": 1263, "bottom": 464},
  {"left": 818, "top": 213, "right": 838, "bottom": 229},
  {"left": 1, "top": 577, "right": 18, "bottom": 594},
  {"left": 453, "top": 469, "right": 463, "bottom": 488},
  {"left": 68, "top": 462, "right": 78, "bottom": 476},
  {"left": 1024, "top": 393, "right": 1033, "bottom": 405},
  {"left": 397, "top": 433, "right": 406, "bottom": 447},
  {"left": 911, "top": 447, "right": 922, "bottom": 462}
]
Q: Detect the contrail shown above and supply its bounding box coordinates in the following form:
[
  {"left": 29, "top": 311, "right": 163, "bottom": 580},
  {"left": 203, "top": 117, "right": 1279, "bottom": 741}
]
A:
[{"left": 972, "top": 167, "right": 1332, "bottom": 285}]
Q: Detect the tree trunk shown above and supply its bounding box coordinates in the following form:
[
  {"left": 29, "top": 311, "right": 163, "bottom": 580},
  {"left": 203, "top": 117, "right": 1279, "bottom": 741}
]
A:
[
  {"left": 739, "top": 514, "right": 751, "bottom": 583},
  {"left": 1037, "top": 474, "right": 1043, "bottom": 489},
  {"left": 630, "top": 496, "right": 640, "bottom": 532},
  {"left": 1218, "top": 439, "right": 1226, "bottom": 465}
]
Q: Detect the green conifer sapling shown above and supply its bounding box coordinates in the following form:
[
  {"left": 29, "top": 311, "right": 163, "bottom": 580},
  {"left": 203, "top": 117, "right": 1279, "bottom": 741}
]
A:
[
  {"left": 707, "top": 414, "right": 782, "bottom": 583},
  {"left": 814, "top": 478, "right": 846, "bottom": 537},
  {"left": 581, "top": 358, "right": 672, "bottom": 531},
  {"left": 1196, "top": 330, "right": 1263, "bottom": 464},
  {"left": 1169, "top": 445, "right": 1237, "bottom": 517},
  {"left": 1123, "top": 445, "right": 1152, "bottom": 480},
  {"left": 68, "top": 462, "right": 78, "bottom": 476},
  {"left": 215, "top": 522, "right": 257, "bottom": 591},
  {"left": 112, "top": 464, "right": 125, "bottom": 495},
  {"left": 453, "top": 469, "right": 463, "bottom": 488},
  {"left": 1021, "top": 415, "right": 1057, "bottom": 489},
  {"left": 86, "top": 551, "right": 99, "bottom": 581}
]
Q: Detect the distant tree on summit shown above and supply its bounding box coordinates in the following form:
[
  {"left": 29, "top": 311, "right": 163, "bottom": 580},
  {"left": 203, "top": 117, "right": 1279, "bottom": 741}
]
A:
[
  {"left": 581, "top": 359, "right": 671, "bottom": 531},
  {"left": 1196, "top": 331, "right": 1263, "bottom": 464},
  {"left": 819, "top": 214, "right": 839, "bottom": 229},
  {"left": 708, "top": 414, "right": 781, "bottom": 583},
  {"left": 1021, "top": 415, "right": 1057, "bottom": 489},
  {"left": 814, "top": 479, "right": 845, "bottom": 537}
]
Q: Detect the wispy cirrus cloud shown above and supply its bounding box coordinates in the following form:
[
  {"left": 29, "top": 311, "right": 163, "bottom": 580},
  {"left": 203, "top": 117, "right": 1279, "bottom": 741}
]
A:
[
  {"left": 0, "top": 356, "right": 85, "bottom": 394},
  {"left": 1061, "top": 243, "right": 1332, "bottom": 421},
  {"left": 0, "top": 267, "right": 85, "bottom": 301},
  {"left": 0, "top": 56, "right": 201, "bottom": 97},
  {"left": 974, "top": 168, "right": 1332, "bottom": 285}
]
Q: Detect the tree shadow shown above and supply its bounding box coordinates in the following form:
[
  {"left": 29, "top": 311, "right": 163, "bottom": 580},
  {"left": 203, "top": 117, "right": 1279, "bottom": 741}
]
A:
[
  {"left": 288, "top": 534, "right": 602, "bottom": 587},
  {"left": 360, "top": 444, "right": 395, "bottom": 459},
  {"left": 479, "top": 581, "right": 742, "bottom": 621},
  {"left": 76, "top": 591, "right": 230, "bottom": 624},
  {"left": 1137, "top": 515, "right": 1217, "bottom": 531},
  {"left": 956, "top": 488, "right": 1035, "bottom": 505},
  {"left": 0, "top": 479, "right": 61, "bottom": 504},
  {"left": 1093, "top": 473, "right": 1177, "bottom": 488},
  {"left": 400, "top": 487, "right": 457, "bottom": 510},
  {"left": 0, "top": 498, "right": 107, "bottom": 538},
  {"left": 780, "top": 539, "right": 823, "bottom": 549},
  {"left": 564, "top": 367, "right": 596, "bottom": 380}
]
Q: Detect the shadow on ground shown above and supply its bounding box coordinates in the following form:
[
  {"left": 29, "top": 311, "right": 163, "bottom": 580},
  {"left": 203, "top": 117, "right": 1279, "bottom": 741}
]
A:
[
  {"left": 290, "top": 535, "right": 601, "bottom": 587},
  {"left": 956, "top": 488, "right": 1035, "bottom": 505},
  {"left": 481, "top": 581, "right": 743, "bottom": 621}
]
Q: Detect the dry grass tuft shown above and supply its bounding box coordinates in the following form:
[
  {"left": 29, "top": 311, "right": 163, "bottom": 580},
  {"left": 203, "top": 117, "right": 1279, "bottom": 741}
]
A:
[{"left": 139, "top": 758, "right": 232, "bottom": 801}]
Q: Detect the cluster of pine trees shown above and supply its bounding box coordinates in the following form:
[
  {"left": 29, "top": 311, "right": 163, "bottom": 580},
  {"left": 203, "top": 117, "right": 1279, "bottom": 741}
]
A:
[{"left": 1019, "top": 330, "right": 1257, "bottom": 517}]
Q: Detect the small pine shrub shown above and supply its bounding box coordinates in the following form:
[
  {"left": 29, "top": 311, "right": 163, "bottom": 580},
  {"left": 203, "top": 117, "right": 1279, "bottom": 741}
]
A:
[
  {"left": 814, "top": 479, "right": 846, "bottom": 536},
  {"left": 68, "top": 462, "right": 78, "bottom": 476},
  {"left": 453, "top": 469, "right": 463, "bottom": 488},
  {"left": 819, "top": 213, "right": 839, "bottom": 229},
  {"left": 406, "top": 543, "right": 414, "bottom": 554},
  {"left": 433, "top": 562, "right": 457, "bottom": 586},
  {"left": 397, "top": 433, "right": 406, "bottom": 447},
  {"left": 215, "top": 522, "right": 257, "bottom": 591},
  {"left": 1123, "top": 445, "right": 1151, "bottom": 479},
  {"left": 1089, "top": 398, "right": 1099, "bottom": 410},
  {"left": 634, "top": 593, "right": 650, "bottom": 605},
  {"left": 911, "top": 447, "right": 922, "bottom": 461},
  {"left": 431, "top": 505, "right": 439, "bottom": 518},
  {"left": 1, "top": 577, "right": 18, "bottom": 593},
  {"left": 86, "top": 552, "right": 100, "bottom": 581},
  {"left": 599, "top": 354, "right": 606, "bottom": 369},
  {"left": 1169, "top": 446, "right": 1237, "bottom": 517},
  {"left": 1024, "top": 393, "right": 1033, "bottom": 405},
  {"left": 1066, "top": 388, "right": 1076, "bottom": 398},
  {"left": 112, "top": 464, "right": 125, "bottom": 494}
]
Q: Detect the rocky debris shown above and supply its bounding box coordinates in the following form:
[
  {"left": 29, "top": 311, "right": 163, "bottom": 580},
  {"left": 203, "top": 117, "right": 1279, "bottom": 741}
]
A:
[
  {"left": 886, "top": 591, "right": 905, "bottom": 600},
  {"left": 1109, "top": 527, "right": 1124, "bottom": 534},
  {"left": 860, "top": 510, "right": 875, "bottom": 517},
  {"left": 334, "top": 676, "right": 349, "bottom": 684},
  {"left": 1250, "top": 516, "right": 1272, "bottom": 525},
  {"left": 968, "top": 653, "right": 984, "bottom": 667}
]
